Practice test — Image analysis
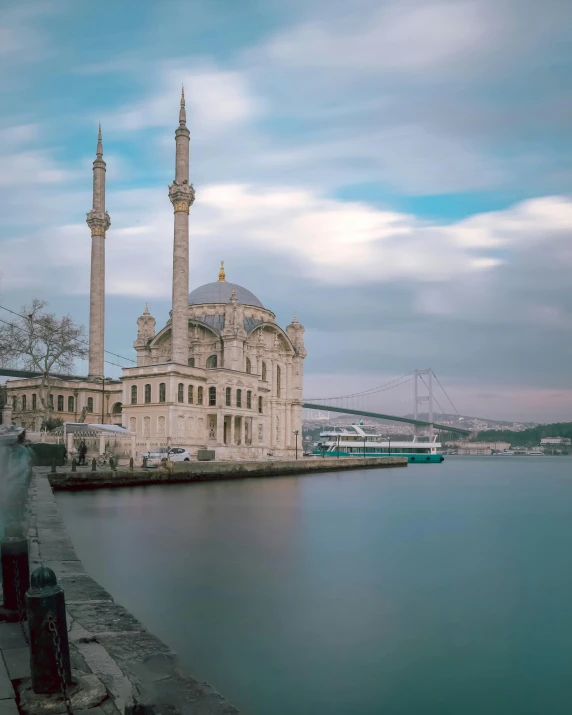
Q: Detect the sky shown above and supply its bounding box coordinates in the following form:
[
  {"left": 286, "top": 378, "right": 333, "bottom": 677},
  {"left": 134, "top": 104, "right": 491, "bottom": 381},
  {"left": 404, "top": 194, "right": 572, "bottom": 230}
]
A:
[{"left": 1, "top": 0, "right": 571, "bottom": 422}]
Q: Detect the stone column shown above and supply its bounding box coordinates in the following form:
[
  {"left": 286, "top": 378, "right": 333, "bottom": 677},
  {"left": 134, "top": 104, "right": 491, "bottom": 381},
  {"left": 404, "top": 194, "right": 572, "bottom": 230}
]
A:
[
  {"left": 169, "top": 89, "right": 195, "bottom": 365},
  {"left": 229, "top": 416, "right": 235, "bottom": 446},
  {"left": 86, "top": 125, "right": 111, "bottom": 379}
]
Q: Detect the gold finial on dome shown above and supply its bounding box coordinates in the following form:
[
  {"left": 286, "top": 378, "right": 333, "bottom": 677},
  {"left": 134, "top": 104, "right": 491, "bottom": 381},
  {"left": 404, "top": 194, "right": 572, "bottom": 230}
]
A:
[{"left": 218, "top": 261, "right": 226, "bottom": 282}]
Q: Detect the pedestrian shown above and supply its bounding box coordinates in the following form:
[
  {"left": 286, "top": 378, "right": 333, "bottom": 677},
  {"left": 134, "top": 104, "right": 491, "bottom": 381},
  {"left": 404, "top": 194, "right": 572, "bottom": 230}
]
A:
[
  {"left": 79, "top": 441, "right": 87, "bottom": 466},
  {"left": 63, "top": 444, "right": 68, "bottom": 463}
]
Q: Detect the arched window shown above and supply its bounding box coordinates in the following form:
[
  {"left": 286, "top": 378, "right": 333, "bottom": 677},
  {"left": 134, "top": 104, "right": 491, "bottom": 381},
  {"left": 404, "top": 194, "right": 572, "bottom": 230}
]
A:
[
  {"left": 32, "top": 394, "right": 37, "bottom": 410},
  {"left": 258, "top": 396, "right": 263, "bottom": 414},
  {"left": 22, "top": 395, "right": 27, "bottom": 411},
  {"left": 67, "top": 396, "right": 74, "bottom": 412},
  {"left": 197, "top": 386, "right": 204, "bottom": 405},
  {"left": 12, "top": 396, "right": 17, "bottom": 410},
  {"left": 87, "top": 397, "right": 94, "bottom": 413},
  {"left": 57, "top": 395, "right": 64, "bottom": 412},
  {"left": 261, "top": 362, "right": 267, "bottom": 381},
  {"left": 246, "top": 357, "right": 251, "bottom": 374},
  {"left": 188, "top": 357, "right": 195, "bottom": 367},
  {"left": 188, "top": 385, "right": 194, "bottom": 404},
  {"left": 159, "top": 383, "right": 166, "bottom": 403},
  {"left": 236, "top": 389, "right": 242, "bottom": 408},
  {"left": 131, "top": 385, "right": 137, "bottom": 404},
  {"left": 276, "top": 365, "right": 281, "bottom": 398},
  {"left": 226, "top": 387, "right": 231, "bottom": 407},
  {"left": 206, "top": 354, "right": 217, "bottom": 369},
  {"left": 178, "top": 383, "right": 184, "bottom": 403},
  {"left": 247, "top": 391, "right": 252, "bottom": 409},
  {"left": 208, "top": 387, "right": 216, "bottom": 406},
  {"left": 144, "top": 384, "right": 151, "bottom": 403},
  {"left": 49, "top": 394, "right": 54, "bottom": 409}
]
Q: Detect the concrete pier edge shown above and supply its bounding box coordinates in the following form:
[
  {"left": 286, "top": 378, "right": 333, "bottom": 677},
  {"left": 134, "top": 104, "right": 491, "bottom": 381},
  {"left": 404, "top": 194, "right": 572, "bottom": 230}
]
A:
[
  {"left": 48, "top": 456, "right": 407, "bottom": 490},
  {"left": 27, "top": 468, "right": 240, "bottom": 714}
]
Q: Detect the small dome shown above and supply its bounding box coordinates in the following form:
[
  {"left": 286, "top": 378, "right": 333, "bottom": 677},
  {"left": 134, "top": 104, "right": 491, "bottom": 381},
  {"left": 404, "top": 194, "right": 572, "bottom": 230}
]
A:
[{"left": 188, "top": 281, "right": 264, "bottom": 308}]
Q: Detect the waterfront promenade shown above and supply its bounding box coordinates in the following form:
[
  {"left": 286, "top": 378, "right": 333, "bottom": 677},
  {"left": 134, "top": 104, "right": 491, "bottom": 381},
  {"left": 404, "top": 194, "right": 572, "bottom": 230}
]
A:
[
  {"left": 11, "top": 467, "right": 239, "bottom": 714},
  {"left": 48, "top": 456, "right": 407, "bottom": 490}
]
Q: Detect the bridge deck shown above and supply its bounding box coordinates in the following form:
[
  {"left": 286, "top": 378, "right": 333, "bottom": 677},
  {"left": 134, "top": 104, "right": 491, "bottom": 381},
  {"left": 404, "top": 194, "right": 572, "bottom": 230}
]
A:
[{"left": 302, "top": 403, "right": 471, "bottom": 435}]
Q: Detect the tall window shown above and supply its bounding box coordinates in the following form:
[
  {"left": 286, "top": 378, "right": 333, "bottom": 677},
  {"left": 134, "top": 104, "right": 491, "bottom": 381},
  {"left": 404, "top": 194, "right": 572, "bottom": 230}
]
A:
[
  {"left": 261, "top": 361, "right": 267, "bottom": 381},
  {"left": 188, "top": 357, "right": 195, "bottom": 367},
  {"left": 276, "top": 365, "right": 281, "bottom": 398},
  {"left": 49, "top": 394, "right": 54, "bottom": 409},
  {"left": 131, "top": 385, "right": 138, "bottom": 404},
  {"left": 197, "top": 386, "right": 204, "bottom": 405},
  {"left": 87, "top": 397, "right": 94, "bottom": 413},
  {"left": 22, "top": 395, "right": 27, "bottom": 411},
  {"left": 57, "top": 395, "right": 64, "bottom": 412},
  {"left": 188, "top": 385, "right": 194, "bottom": 404},
  {"left": 258, "top": 396, "right": 263, "bottom": 414},
  {"left": 32, "top": 394, "right": 37, "bottom": 410},
  {"left": 236, "top": 389, "right": 242, "bottom": 408},
  {"left": 247, "top": 391, "right": 252, "bottom": 409},
  {"left": 144, "top": 384, "right": 151, "bottom": 403},
  {"left": 159, "top": 383, "right": 166, "bottom": 403},
  {"left": 68, "top": 396, "right": 74, "bottom": 412},
  {"left": 226, "top": 387, "right": 231, "bottom": 407},
  {"left": 206, "top": 354, "right": 217, "bottom": 369},
  {"left": 246, "top": 357, "right": 251, "bottom": 374},
  {"left": 12, "top": 397, "right": 16, "bottom": 410},
  {"left": 208, "top": 387, "right": 216, "bottom": 406},
  {"left": 178, "top": 383, "right": 184, "bottom": 403}
]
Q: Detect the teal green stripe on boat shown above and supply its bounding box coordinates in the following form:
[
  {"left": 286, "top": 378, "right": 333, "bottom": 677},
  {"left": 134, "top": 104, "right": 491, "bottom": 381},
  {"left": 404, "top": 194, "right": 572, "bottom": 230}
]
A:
[{"left": 312, "top": 451, "right": 444, "bottom": 463}]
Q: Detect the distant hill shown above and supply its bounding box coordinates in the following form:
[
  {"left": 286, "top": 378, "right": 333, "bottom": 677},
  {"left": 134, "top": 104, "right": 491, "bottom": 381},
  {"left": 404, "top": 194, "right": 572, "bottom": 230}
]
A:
[{"left": 473, "top": 422, "right": 572, "bottom": 446}]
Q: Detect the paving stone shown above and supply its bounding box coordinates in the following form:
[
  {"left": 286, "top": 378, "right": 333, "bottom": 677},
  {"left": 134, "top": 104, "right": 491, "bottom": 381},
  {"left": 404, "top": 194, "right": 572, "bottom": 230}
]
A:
[
  {"left": 0, "top": 623, "right": 27, "bottom": 650},
  {"left": 0, "top": 700, "right": 18, "bottom": 714},
  {"left": 67, "top": 602, "right": 143, "bottom": 635},
  {"left": 2, "top": 646, "right": 30, "bottom": 680},
  {"left": 58, "top": 576, "right": 113, "bottom": 603},
  {"left": 0, "top": 654, "right": 14, "bottom": 700}
]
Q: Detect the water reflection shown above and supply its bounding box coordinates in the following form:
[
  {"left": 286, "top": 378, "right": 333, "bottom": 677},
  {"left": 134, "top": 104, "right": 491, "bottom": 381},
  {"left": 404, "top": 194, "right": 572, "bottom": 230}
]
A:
[{"left": 57, "top": 460, "right": 572, "bottom": 715}]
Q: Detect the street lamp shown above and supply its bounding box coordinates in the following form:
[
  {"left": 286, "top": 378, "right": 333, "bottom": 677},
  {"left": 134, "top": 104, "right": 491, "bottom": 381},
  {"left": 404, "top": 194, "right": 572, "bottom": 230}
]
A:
[
  {"left": 93, "top": 377, "right": 108, "bottom": 425},
  {"left": 293, "top": 429, "right": 299, "bottom": 460}
]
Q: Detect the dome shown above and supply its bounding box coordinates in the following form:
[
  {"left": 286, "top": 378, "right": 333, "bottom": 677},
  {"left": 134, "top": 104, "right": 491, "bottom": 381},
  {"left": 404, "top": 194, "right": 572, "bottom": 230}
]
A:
[{"left": 188, "top": 281, "right": 264, "bottom": 308}]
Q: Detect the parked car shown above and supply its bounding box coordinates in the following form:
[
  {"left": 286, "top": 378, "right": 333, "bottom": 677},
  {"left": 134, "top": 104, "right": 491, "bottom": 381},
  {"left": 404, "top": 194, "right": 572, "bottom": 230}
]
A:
[{"left": 143, "top": 447, "right": 191, "bottom": 467}]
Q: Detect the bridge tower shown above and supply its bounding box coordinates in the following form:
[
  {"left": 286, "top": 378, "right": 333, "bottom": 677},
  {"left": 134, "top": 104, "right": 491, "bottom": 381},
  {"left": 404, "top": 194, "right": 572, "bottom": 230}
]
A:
[{"left": 413, "top": 369, "right": 434, "bottom": 436}]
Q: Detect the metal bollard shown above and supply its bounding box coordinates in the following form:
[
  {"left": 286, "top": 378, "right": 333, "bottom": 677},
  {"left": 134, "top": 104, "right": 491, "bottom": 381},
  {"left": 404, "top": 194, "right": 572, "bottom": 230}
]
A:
[
  {"left": 71, "top": 458, "right": 77, "bottom": 472},
  {"left": 129, "top": 457, "right": 134, "bottom": 470},
  {"left": 51, "top": 459, "right": 57, "bottom": 473},
  {"left": 1, "top": 523, "right": 29, "bottom": 614},
  {"left": 26, "top": 566, "right": 72, "bottom": 694},
  {"left": 91, "top": 458, "right": 97, "bottom": 472}
]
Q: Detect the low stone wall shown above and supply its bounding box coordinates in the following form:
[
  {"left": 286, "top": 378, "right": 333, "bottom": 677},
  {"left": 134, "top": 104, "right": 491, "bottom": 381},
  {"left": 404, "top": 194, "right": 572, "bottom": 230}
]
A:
[
  {"left": 29, "top": 468, "right": 239, "bottom": 714},
  {"left": 48, "top": 456, "right": 407, "bottom": 490}
]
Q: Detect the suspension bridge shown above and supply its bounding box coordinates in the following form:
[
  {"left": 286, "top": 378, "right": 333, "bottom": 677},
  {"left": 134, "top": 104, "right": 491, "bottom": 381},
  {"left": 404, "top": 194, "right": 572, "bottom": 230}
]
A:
[{"left": 302, "top": 369, "right": 471, "bottom": 436}]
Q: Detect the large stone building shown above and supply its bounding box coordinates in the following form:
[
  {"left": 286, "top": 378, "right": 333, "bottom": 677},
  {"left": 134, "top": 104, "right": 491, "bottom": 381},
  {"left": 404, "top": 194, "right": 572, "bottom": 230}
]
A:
[{"left": 6, "top": 90, "right": 306, "bottom": 458}]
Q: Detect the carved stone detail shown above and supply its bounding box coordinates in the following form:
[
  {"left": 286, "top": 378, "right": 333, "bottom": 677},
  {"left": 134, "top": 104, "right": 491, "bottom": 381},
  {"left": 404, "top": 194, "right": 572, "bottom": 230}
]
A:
[{"left": 168, "top": 181, "right": 195, "bottom": 213}]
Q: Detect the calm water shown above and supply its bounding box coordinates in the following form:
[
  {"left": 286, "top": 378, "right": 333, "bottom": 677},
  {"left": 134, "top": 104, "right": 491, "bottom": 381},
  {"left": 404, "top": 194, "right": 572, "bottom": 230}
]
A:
[{"left": 56, "top": 457, "right": 572, "bottom": 715}]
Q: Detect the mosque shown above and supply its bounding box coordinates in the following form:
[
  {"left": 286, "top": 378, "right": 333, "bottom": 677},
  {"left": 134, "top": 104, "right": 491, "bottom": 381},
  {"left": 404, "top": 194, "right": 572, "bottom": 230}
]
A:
[{"left": 6, "top": 90, "right": 306, "bottom": 459}]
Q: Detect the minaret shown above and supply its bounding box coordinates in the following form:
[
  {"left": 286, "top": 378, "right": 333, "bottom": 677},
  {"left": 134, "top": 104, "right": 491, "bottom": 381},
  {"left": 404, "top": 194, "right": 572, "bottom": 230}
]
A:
[
  {"left": 168, "top": 87, "right": 195, "bottom": 364},
  {"left": 86, "top": 124, "right": 111, "bottom": 378}
]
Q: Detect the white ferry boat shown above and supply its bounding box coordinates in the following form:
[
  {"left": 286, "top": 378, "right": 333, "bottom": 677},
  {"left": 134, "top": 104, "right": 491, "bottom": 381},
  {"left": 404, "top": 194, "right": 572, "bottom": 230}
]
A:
[{"left": 312, "top": 423, "right": 444, "bottom": 463}]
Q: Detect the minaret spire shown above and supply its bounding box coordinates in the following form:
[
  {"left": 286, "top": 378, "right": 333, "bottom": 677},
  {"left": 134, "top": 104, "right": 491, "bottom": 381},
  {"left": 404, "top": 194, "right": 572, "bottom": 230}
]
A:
[
  {"left": 169, "top": 89, "right": 195, "bottom": 364},
  {"left": 179, "top": 85, "right": 186, "bottom": 126},
  {"left": 96, "top": 122, "right": 103, "bottom": 158},
  {"left": 86, "top": 124, "right": 111, "bottom": 378}
]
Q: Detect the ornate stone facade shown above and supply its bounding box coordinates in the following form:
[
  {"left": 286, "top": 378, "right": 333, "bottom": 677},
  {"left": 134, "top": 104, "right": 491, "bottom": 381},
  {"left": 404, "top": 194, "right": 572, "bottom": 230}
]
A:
[{"left": 5, "top": 90, "right": 306, "bottom": 460}]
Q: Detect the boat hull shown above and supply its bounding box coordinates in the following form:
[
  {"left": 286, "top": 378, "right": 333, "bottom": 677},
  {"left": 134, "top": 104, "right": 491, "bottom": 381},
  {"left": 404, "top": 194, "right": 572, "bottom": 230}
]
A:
[{"left": 312, "top": 450, "right": 444, "bottom": 463}]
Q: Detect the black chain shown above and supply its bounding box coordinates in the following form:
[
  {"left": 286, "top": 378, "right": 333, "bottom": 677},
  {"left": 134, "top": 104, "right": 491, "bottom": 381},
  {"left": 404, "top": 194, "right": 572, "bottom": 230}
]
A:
[
  {"left": 47, "top": 615, "right": 73, "bottom": 715},
  {"left": 13, "top": 560, "right": 29, "bottom": 645}
]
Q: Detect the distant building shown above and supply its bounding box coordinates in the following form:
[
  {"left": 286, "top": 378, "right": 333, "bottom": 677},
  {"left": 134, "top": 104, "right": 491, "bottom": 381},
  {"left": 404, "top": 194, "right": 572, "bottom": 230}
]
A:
[
  {"left": 540, "top": 437, "right": 571, "bottom": 445},
  {"left": 446, "top": 440, "right": 511, "bottom": 455}
]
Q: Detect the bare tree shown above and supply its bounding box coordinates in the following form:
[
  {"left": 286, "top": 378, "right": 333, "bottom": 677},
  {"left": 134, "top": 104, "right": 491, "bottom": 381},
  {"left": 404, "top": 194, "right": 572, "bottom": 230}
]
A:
[{"left": 0, "top": 300, "right": 88, "bottom": 425}]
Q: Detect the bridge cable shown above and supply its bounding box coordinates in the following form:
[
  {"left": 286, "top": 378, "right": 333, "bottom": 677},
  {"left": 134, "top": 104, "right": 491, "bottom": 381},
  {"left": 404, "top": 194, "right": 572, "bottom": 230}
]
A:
[
  {"left": 430, "top": 369, "right": 460, "bottom": 416},
  {"left": 306, "top": 371, "right": 414, "bottom": 402}
]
